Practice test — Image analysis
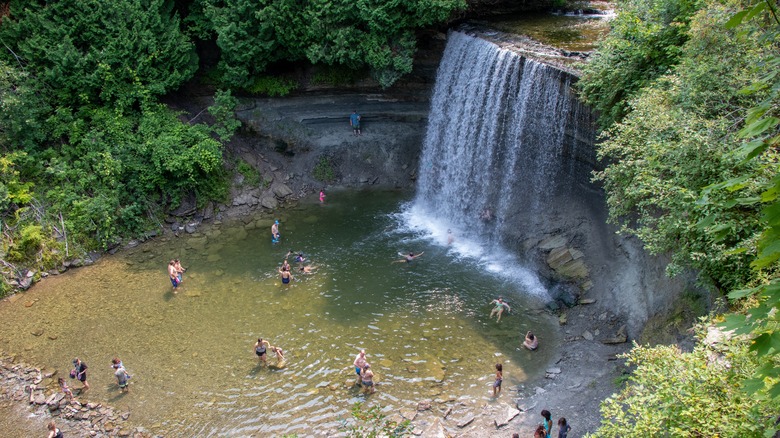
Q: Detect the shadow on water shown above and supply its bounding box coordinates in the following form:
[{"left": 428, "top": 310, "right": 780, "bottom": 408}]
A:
[{"left": 0, "top": 190, "right": 558, "bottom": 437}]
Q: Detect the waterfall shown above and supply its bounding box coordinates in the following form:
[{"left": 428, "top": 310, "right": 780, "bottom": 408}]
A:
[{"left": 406, "top": 31, "right": 596, "bottom": 295}]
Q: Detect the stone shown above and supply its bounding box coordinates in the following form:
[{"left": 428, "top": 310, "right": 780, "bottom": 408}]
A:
[
  {"left": 417, "top": 400, "right": 432, "bottom": 411},
  {"left": 602, "top": 325, "right": 628, "bottom": 344},
  {"left": 498, "top": 407, "right": 521, "bottom": 426},
  {"left": 538, "top": 235, "right": 568, "bottom": 250},
  {"left": 457, "top": 414, "right": 475, "bottom": 428},
  {"left": 271, "top": 183, "right": 294, "bottom": 198},
  {"left": 184, "top": 223, "right": 198, "bottom": 234},
  {"left": 421, "top": 419, "right": 449, "bottom": 438},
  {"left": 260, "top": 194, "right": 278, "bottom": 209},
  {"left": 558, "top": 313, "right": 568, "bottom": 325},
  {"left": 401, "top": 409, "right": 417, "bottom": 421},
  {"left": 582, "top": 330, "right": 594, "bottom": 341},
  {"left": 546, "top": 367, "right": 561, "bottom": 374},
  {"left": 31, "top": 328, "right": 44, "bottom": 337},
  {"left": 579, "top": 298, "right": 596, "bottom": 304},
  {"left": 547, "top": 246, "right": 573, "bottom": 269}
]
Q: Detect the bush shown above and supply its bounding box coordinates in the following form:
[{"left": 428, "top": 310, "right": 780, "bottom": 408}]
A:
[
  {"left": 236, "top": 160, "right": 261, "bottom": 187},
  {"left": 246, "top": 75, "right": 298, "bottom": 97},
  {"left": 312, "top": 156, "right": 335, "bottom": 183}
]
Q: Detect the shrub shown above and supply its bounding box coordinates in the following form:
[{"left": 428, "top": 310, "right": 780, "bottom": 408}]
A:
[
  {"left": 247, "top": 75, "right": 298, "bottom": 97},
  {"left": 312, "top": 156, "right": 335, "bottom": 182}
]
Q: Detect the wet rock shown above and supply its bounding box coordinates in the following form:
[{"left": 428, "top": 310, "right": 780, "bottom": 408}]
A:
[
  {"left": 31, "top": 328, "right": 44, "bottom": 337},
  {"left": 184, "top": 223, "right": 198, "bottom": 234},
  {"left": 421, "top": 419, "right": 449, "bottom": 438},
  {"left": 582, "top": 330, "right": 594, "bottom": 341},
  {"left": 260, "top": 194, "right": 278, "bottom": 209},
  {"left": 579, "top": 298, "right": 596, "bottom": 304},
  {"left": 34, "top": 393, "right": 47, "bottom": 405},
  {"left": 538, "top": 235, "right": 567, "bottom": 250},
  {"left": 417, "top": 400, "right": 432, "bottom": 411},
  {"left": 271, "top": 182, "right": 293, "bottom": 198},
  {"left": 456, "top": 414, "right": 475, "bottom": 428},
  {"left": 19, "top": 277, "right": 33, "bottom": 290},
  {"left": 400, "top": 409, "right": 417, "bottom": 421},
  {"left": 602, "top": 325, "right": 628, "bottom": 344},
  {"left": 494, "top": 406, "right": 520, "bottom": 427}
]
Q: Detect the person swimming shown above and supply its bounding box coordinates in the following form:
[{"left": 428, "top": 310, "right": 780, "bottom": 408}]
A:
[{"left": 393, "top": 251, "right": 424, "bottom": 263}]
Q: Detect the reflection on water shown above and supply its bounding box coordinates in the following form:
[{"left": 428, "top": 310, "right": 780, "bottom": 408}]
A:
[{"left": 0, "top": 191, "right": 557, "bottom": 436}]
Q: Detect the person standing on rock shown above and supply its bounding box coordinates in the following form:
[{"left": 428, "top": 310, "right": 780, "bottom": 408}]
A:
[
  {"left": 350, "top": 110, "right": 361, "bottom": 136},
  {"left": 58, "top": 377, "right": 74, "bottom": 402},
  {"left": 489, "top": 297, "right": 511, "bottom": 322},
  {"left": 353, "top": 349, "right": 368, "bottom": 385},
  {"left": 47, "top": 420, "right": 64, "bottom": 438},
  {"left": 557, "top": 417, "right": 571, "bottom": 438},
  {"left": 71, "top": 358, "right": 89, "bottom": 393},
  {"left": 492, "top": 363, "right": 503, "bottom": 397},
  {"left": 541, "top": 410, "right": 553, "bottom": 438}
]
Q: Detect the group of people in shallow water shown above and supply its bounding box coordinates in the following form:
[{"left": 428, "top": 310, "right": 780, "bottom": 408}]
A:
[{"left": 34, "top": 356, "right": 132, "bottom": 437}]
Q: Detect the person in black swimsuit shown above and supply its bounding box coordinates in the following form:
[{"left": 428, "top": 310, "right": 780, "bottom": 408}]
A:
[{"left": 254, "top": 338, "right": 270, "bottom": 365}]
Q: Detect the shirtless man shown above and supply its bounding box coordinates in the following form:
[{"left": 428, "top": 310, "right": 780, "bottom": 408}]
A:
[
  {"left": 271, "top": 220, "right": 280, "bottom": 242},
  {"left": 393, "top": 251, "right": 424, "bottom": 263},
  {"left": 353, "top": 349, "right": 368, "bottom": 385},
  {"left": 279, "top": 267, "right": 294, "bottom": 285},
  {"left": 168, "top": 260, "right": 179, "bottom": 293},
  {"left": 489, "top": 297, "right": 511, "bottom": 322}
]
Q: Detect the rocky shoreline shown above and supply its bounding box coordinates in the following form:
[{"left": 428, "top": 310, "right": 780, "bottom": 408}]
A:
[{"left": 0, "top": 355, "right": 150, "bottom": 437}]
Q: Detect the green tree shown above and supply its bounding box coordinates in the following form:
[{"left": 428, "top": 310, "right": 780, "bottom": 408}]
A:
[
  {"left": 591, "top": 0, "right": 773, "bottom": 291},
  {"left": 0, "top": 0, "right": 197, "bottom": 109},
  {"left": 579, "top": 0, "right": 703, "bottom": 128},
  {"left": 195, "top": 0, "right": 465, "bottom": 88},
  {"left": 592, "top": 323, "right": 777, "bottom": 437}
]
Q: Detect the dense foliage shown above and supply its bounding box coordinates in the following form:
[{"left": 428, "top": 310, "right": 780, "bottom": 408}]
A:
[
  {"left": 581, "top": 0, "right": 780, "bottom": 434},
  {"left": 0, "top": 0, "right": 226, "bottom": 284},
  {"left": 579, "top": 0, "right": 703, "bottom": 128},
  {"left": 0, "top": 0, "right": 464, "bottom": 291},
  {"left": 190, "top": 0, "right": 466, "bottom": 88},
  {"left": 594, "top": 324, "right": 777, "bottom": 437}
]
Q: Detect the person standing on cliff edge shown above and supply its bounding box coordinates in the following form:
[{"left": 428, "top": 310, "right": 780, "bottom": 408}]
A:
[{"left": 350, "top": 110, "right": 361, "bottom": 136}]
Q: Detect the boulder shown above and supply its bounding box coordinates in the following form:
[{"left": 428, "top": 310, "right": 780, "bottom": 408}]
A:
[
  {"left": 456, "top": 414, "right": 475, "bottom": 428},
  {"left": 271, "top": 182, "right": 293, "bottom": 198},
  {"left": 260, "top": 194, "right": 278, "bottom": 209},
  {"left": 421, "top": 419, "right": 450, "bottom": 438}
]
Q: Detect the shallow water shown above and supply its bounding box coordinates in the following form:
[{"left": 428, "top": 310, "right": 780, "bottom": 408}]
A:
[
  {"left": 481, "top": 11, "right": 612, "bottom": 52},
  {"left": 0, "top": 191, "right": 557, "bottom": 436}
]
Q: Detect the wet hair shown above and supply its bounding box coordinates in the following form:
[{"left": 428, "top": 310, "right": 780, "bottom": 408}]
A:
[
  {"left": 72, "top": 358, "right": 79, "bottom": 365},
  {"left": 512, "top": 434, "right": 519, "bottom": 438},
  {"left": 409, "top": 252, "right": 414, "bottom": 256},
  {"left": 363, "top": 363, "right": 370, "bottom": 369},
  {"left": 541, "top": 409, "right": 551, "bottom": 421},
  {"left": 534, "top": 425, "right": 545, "bottom": 438},
  {"left": 495, "top": 363, "right": 502, "bottom": 372},
  {"left": 528, "top": 332, "right": 536, "bottom": 341},
  {"left": 257, "top": 338, "right": 263, "bottom": 343},
  {"left": 58, "top": 377, "right": 65, "bottom": 384},
  {"left": 111, "top": 357, "right": 121, "bottom": 365},
  {"left": 558, "top": 417, "right": 567, "bottom": 426},
  {"left": 48, "top": 421, "right": 57, "bottom": 431}
]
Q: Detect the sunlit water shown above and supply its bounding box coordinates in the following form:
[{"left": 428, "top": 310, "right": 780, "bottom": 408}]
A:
[
  {"left": 480, "top": 11, "right": 613, "bottom": 52},
  {"left": 0, "top": 191, "right": 557, "bottom": 437}
]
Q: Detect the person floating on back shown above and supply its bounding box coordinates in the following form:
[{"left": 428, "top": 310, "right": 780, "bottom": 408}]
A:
[
  {"left": 350, "top": 110, "right": 361, "bottom": 136},
  {"left": 393, "top": 251, "right": 424, "bottom": 264},
  {"left": 489, "top": 297, "right": 511, "bottom": 322}
]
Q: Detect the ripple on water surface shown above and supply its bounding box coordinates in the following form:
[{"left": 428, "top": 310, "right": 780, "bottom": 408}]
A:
[{"left": 0, "top": 191, "right": 557, "bottom": 436}]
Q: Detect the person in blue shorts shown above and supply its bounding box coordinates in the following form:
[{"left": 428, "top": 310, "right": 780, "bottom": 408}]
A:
[{"left": 350, "top": 110, "right": 361, "bottom": 136}]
